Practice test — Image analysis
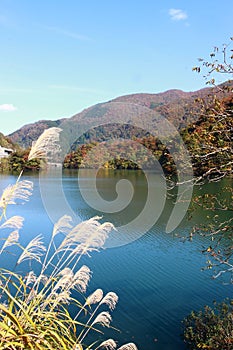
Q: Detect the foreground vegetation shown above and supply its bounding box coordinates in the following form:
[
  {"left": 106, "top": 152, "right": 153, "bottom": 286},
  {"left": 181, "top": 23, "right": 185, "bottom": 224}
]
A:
[
  {"left": 182, "top": 299, "right": 233, "bottom": 350},
  {"left": 182, "top": 37, "right": 233, "bottom": 349},
  {"left": 0, "top": 128, "right": 138, "bottom": 350}
]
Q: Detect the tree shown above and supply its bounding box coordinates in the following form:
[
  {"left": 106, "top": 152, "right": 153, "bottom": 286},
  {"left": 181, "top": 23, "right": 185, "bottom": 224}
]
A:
[
  {"left": 8, "top": 150, "right": 41, "bottom": 172},
  {"left": 182, "top": 299, "right": 233, "bottom": 350},
  {"left": 181, "top": 37, "right": 233, "bottom": 350},
  {"left": 192, "top": 37, "right": 233, "bottom": 85},
  {"left": 181, "top": 38, "right": 233, "bottom": 282}
]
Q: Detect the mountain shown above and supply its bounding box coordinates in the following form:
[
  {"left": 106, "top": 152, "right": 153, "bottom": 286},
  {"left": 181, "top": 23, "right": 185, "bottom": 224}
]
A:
[
  {"left": 8, "top": 119, "right": 67, "bottom": 149},
  {"left": 62, "top": 92, "right": 232, "bottom": 176},
  {"left": 0, "top": 132, "right": 18, "bottom": 150},
  {"left": 7, "top": 82, "right": 233, "bottom": 149},
  {"left": 111, "top": 83, "right": 233, "bottom": 129}
]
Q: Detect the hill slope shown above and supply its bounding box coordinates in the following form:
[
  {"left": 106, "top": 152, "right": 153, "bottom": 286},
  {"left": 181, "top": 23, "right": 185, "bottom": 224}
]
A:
[
  {"left": 7, "top": 82, "right": 233, "bottom": 149},
  {"left": 0, "top": 132, "right": 18, "bottom": 150},
  {"left": 8, "top": 119, "right": 67, "bottom": 148}
]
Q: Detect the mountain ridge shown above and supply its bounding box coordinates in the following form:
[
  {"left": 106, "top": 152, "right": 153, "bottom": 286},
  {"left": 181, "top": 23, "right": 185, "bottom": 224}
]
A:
[{"left": 7, "top": 82, "right": 233, "bottom": 149}]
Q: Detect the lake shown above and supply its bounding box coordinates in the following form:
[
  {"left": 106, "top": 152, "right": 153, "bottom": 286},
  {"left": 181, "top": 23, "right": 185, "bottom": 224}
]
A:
[{"left": 0, "top": 170, "right": 232, "bottom": 350}]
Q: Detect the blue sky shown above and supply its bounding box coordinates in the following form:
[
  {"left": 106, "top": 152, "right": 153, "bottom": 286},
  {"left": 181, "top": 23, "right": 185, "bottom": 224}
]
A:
[{"left": 0, "top": 0, "right": 232, "bottom": 135}]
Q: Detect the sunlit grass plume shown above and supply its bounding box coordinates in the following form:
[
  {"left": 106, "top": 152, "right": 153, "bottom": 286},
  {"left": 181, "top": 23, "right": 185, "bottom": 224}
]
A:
[{"left": 0, "top": 128, "right": 138, "bottom": 350}]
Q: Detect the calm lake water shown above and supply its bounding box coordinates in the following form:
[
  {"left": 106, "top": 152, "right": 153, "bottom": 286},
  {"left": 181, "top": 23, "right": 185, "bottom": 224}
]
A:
[{"left": 0, "top": 170, "right": 232, "bottom": 350}]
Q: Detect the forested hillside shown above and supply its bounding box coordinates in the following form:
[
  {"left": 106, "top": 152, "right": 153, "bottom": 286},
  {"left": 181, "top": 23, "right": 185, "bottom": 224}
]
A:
[
  {"left": 0, "top": 132, "right": 17, "bottom": 150},
  {"left": 8, "top": 119, "right": 66, "bottom": 148},
  {"left": 63, "top": 92, "right": 233, "bottom": 177},
  {"left": 8, "top": 82, "right": 233, "bottom": 149},
  {"left": 2, "top": 82, "right": 232, "bottom": 176}
]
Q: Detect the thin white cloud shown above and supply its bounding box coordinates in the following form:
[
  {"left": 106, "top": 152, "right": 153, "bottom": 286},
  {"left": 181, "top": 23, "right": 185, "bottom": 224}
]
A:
[
  {"left": 169, "top": 8, "right": 188, "bottom": 21},
  {"left": 0, "top": 104, "right": 17, "bottom": 112},
  {"left": 45, "top": 26, "right": 90, "bottom": 41}
]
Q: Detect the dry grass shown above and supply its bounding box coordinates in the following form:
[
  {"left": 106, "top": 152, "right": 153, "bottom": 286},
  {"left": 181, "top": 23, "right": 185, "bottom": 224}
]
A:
[{"left": 0, "top": 128, "right": 138, "bottom": 350}]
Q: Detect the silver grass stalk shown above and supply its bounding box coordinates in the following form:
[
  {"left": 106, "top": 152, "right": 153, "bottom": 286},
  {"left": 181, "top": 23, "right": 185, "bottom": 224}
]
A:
[
  {"left": 78, "top": 291, "right": 118, "bottom": 339},
  {"left": 58, "top": 216, "right": 103, "bottom": 249},
  {"left": 54, "top": 290, "right": 71, "bottom": 304},
  {"left": 71, "top": 216, "right": 103, "bottom": 235},
  {"left": 100, "top": 292, "right": 118, "bottom": 311},
  {"left": 85, "top": 288, "right": 103, "bottom": 307},
  {"left": 0, "top": 180, "right": 33, "bottom": 209},
  {"left": 55, "top": 217, "right": 114, "bottom": 275},
  {"left": 83, "top": 222, "right": 114, "bottom": 250},
  {"left": 25, "top": 288, "right": 37, "bottom": 304},
  {"left": 97, "top": 339, "right": 117, "bottom": 349},
  {"left": 52, "top": 268, "right": 74, "bottom": 292},
  {"left": 73, "top": 265, "right": 91, "bottom": 293},
  {"left": 78, "top": 309, "right": 112, "bottom": 344},
  {"left": 0, "top": 216, "right": 24, "bottom": 230},
  {"left": 0, "top": 230, "right": 19, "bottom": 253},
  {"left": 58, "top": 267, "right": 73, "bottom": 277},
  {"left": 69, "top": 221, "right": 113, "bottom": 259},
  {"left": 27, "top": 127, "right": 62, "bottom": 161},
  {"left": 24, "top": 271, "right": 37, "bottom": 286},
  {"left": 52, "top": 215, "right": 73, "bottom": 237},
  {"left": 117, "top": 344, "right": 138, "bottom": 350},
  {"left": 40, "top": 274, "right": 48, "bottom": 285},
  {"left": 70, "top": 243, "right": 99, "bottom": 257},
  {"left": 63, "top": 218, "right": 114, "bottom": 257},
  {"left": 72, "top": 270, "right": 95, "bottom": 322},
  {"left": 92, "top": 311, "right": 112, "bottom": 328},
  {"left": 41, "top": 215, "right": 73, "bottom": 276},
  {"left": 61, "top": 216, "right": 113, "bottom": 249},
  {"left": 17, "top": 235, "right": 46, "bottom": 265}
]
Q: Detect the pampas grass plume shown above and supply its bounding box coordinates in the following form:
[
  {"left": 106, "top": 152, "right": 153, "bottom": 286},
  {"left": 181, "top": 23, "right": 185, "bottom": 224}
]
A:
[
  {"left": 0, "top": 215, "right": 24, "bottom": 230},
  {"left": 52, "top": 214, "right": 73, "bottom": 237},
  {"left": 98, "top": 339, "right": 117, "bottom": 349},
  {"left": 92, "top": 311, "right": 112, "bottom": 328},
  {"left": 17, "top": 234, "right": 46, "bottom": 264},
  {"left": 85, "top": 288, "right": 104, "bottom": 306},
  {"left": 27, "top": 127, "right": 62, "bottom": 161},
  {"left": 100, "top": 292, "right": 119, "bottom": 311},
  {"left": 0, "top": 180, "right": 33, "bottom": 209},
  {"left": 118, "top": 344, "right": 138, "bottom": 350},
  {"left": 73, "top": 265, "right": 91, "bottom": 293}
]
